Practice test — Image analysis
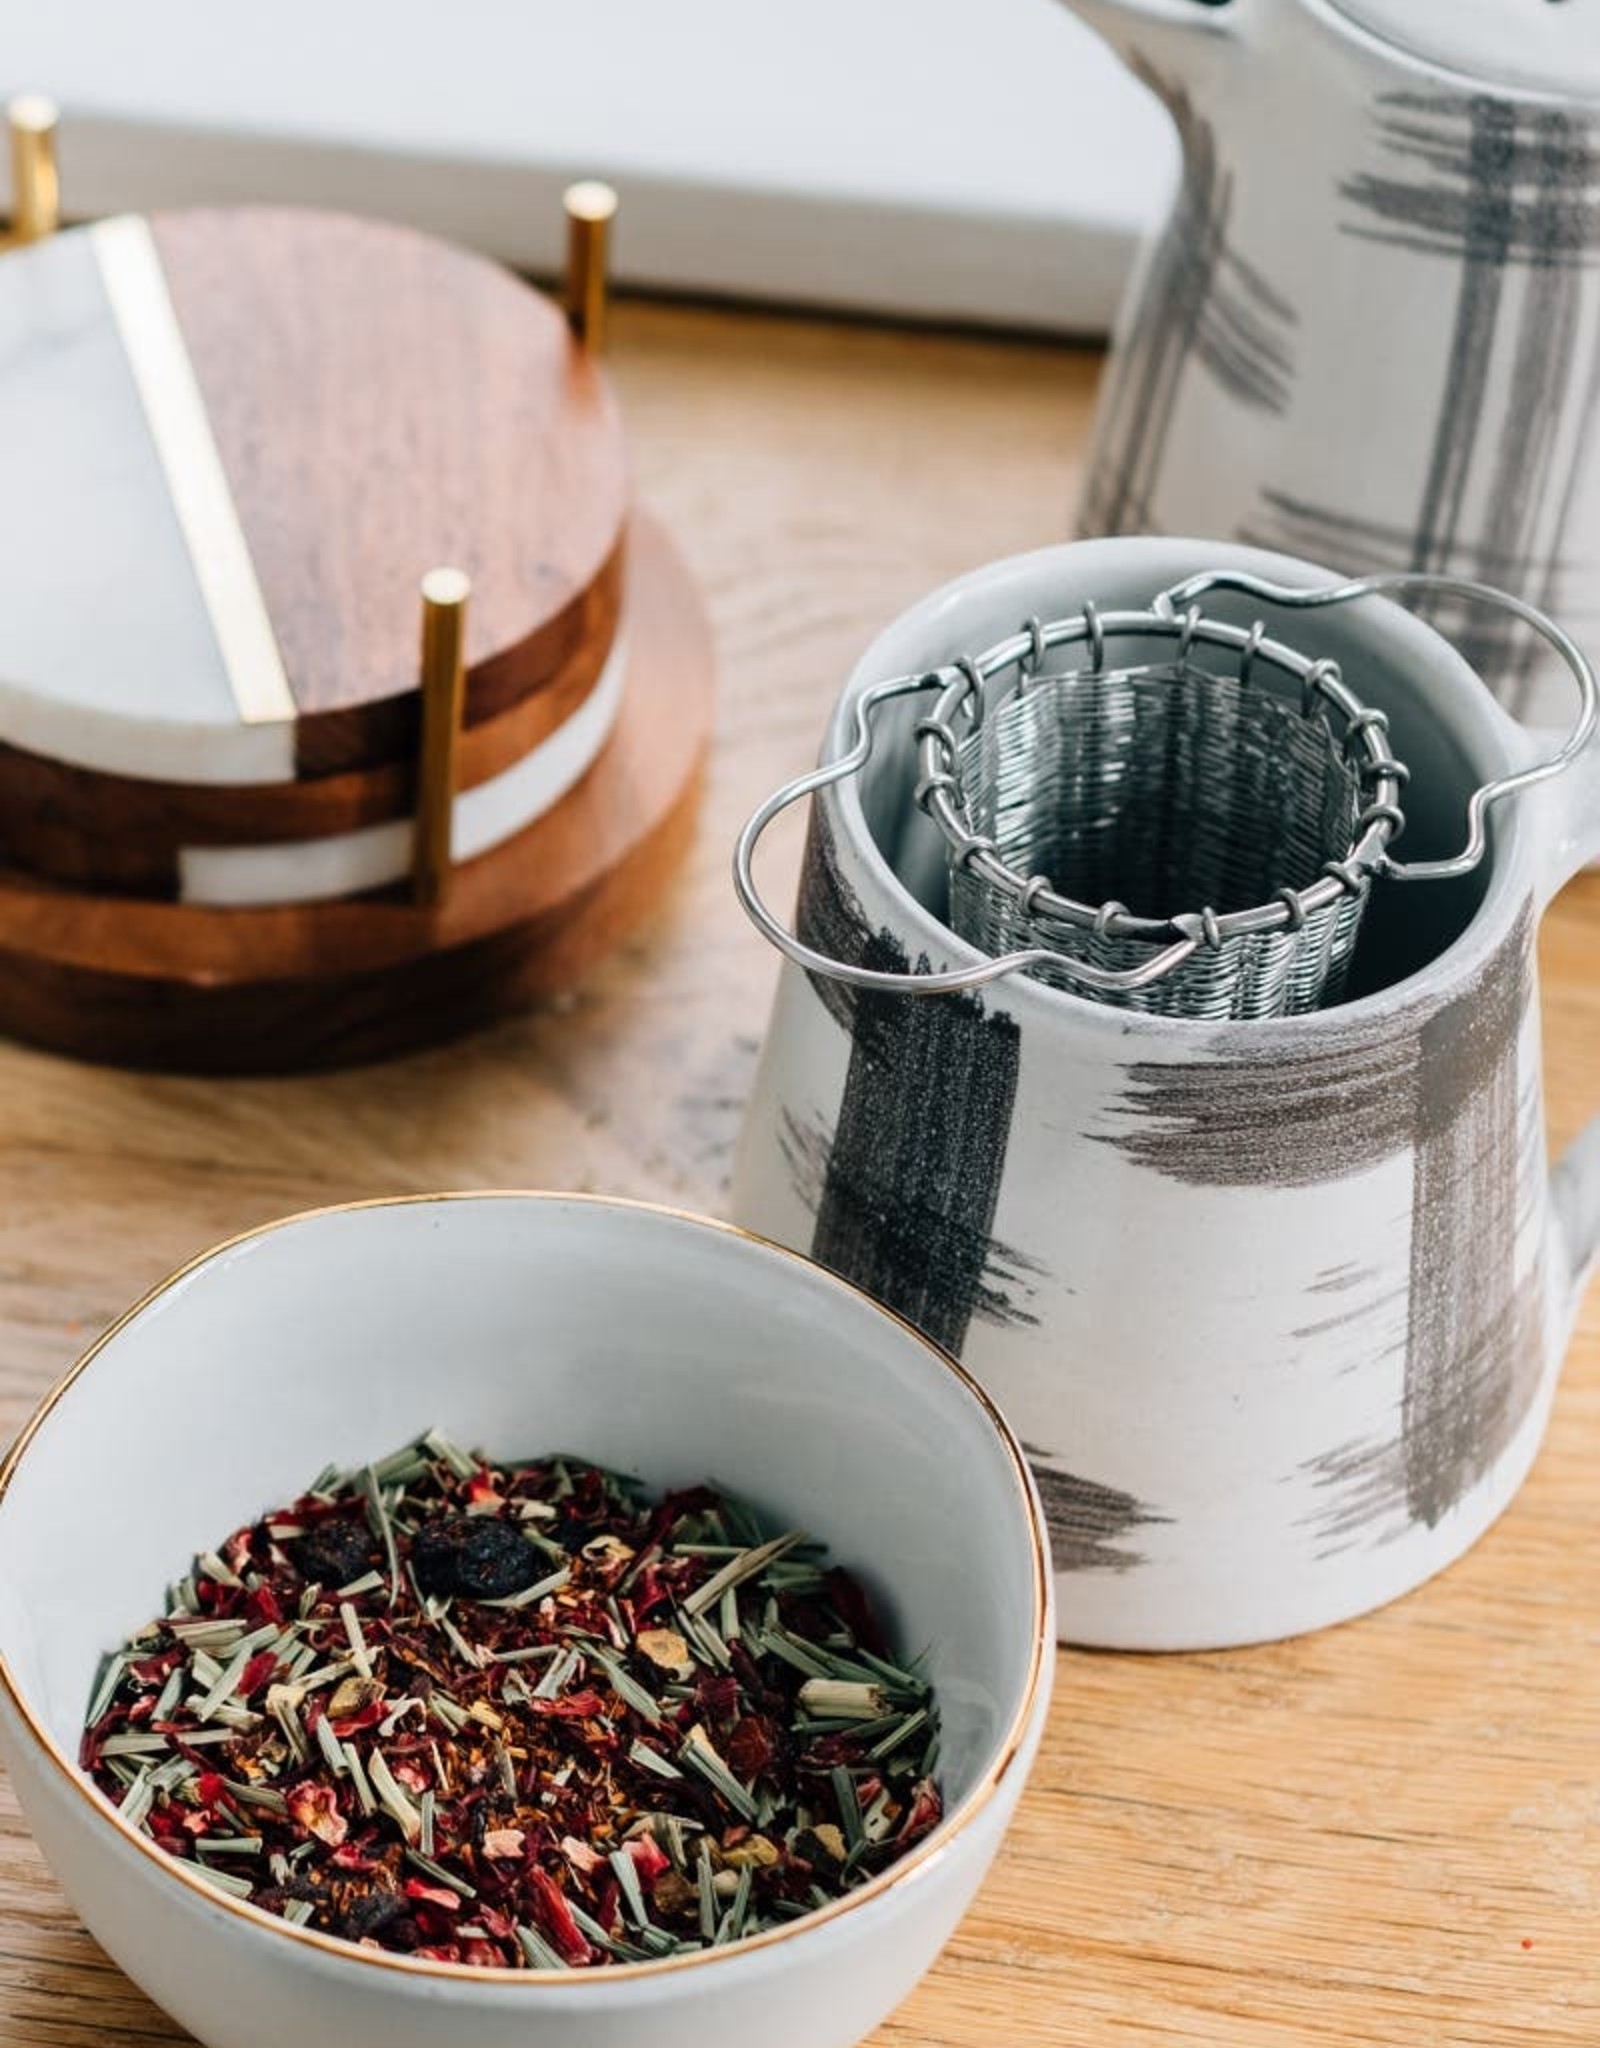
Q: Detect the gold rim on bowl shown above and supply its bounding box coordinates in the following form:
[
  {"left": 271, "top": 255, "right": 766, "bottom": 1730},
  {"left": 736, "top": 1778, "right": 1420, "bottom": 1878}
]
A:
[{"left": 0, "top": 1191, "right": 1050, "bottom": 1986}]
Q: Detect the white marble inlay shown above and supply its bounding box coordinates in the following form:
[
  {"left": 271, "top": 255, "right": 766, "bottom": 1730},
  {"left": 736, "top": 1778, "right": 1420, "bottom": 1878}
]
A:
[
  {"left": 0, "top": 224, "right": 296, "bottom": 784},
  {"left": 177, "top": 631, "right": 629, "bottom": 905},
  {"left": 92, "top": 216, "right": 296, "bottom": 731}
]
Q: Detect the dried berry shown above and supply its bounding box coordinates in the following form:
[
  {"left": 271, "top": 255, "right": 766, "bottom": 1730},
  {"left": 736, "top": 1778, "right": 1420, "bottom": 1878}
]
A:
[
  {"left": 290, "top": 1517, "right": 373, "bottom": 1590},
  {"left": 341, "top": 1889, "right": 410, "bottom": 1942},
  {"left": 411, "top": 1515, "right": 541, "bottom": 1600}
]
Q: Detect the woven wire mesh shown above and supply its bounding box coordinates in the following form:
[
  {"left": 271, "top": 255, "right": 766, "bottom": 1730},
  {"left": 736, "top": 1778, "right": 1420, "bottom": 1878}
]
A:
[{"left": 945, "top": 658, "right": 1371, "bottom": 1019}]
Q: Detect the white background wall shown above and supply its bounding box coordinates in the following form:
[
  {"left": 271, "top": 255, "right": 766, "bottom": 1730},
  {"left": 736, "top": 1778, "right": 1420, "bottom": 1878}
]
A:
[{"left": 3, "top": 0, "right": 1177, "bottom": 331}]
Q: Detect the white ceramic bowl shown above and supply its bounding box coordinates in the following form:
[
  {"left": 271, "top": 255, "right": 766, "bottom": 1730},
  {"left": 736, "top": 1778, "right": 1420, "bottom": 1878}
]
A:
[{"left": 0, "top": 1194, "right": 1051, "bottom": 2048}]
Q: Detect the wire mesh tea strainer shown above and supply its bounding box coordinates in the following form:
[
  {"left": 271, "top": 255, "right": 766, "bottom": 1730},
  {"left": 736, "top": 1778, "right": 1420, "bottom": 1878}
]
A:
[{"left": 735, "top": 570, "right": 1597, "bottom": 1021}]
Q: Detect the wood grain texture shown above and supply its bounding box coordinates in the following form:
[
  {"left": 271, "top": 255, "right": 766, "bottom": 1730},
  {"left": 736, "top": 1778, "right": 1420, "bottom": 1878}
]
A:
[
  {"left": 0, "top": 303, "right": 1596, "bottom": 2047},
  {"left": 150, "top": 207, "right": 629, "bottom": 771},
  {"left": 0, "top": 519, "right": 706, "bottom": 1069},
  {"left": 0, "top": 565, "right": 621, "bottom": 894}
]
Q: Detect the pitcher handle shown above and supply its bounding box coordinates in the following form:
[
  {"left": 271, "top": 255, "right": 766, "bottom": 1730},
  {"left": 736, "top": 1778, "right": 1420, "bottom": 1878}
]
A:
[
  {"left": 1065, "top": 0, "right": 1250, "bottom": 74},
  {"left": 1533, "top": 696, "right": 1600, "bottom": 884},
  {"left": 1553, "top": 1123, "right": 1600, "bottom": 1318},
  {"left": 1536, "top": 719, "right": 1600, "bottom": 1313}
]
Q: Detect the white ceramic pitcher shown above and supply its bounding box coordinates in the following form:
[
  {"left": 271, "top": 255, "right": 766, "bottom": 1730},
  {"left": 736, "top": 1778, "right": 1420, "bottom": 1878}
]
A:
[
  {"left": 1066, "top": 0, "right": 1600, "bottom": 733},
  {"left": 731, "top": 536, "right": 1600, "bottom": 1650}
]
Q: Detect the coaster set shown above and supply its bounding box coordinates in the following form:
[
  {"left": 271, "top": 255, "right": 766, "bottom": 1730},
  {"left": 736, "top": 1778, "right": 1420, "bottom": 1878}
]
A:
[{"left": 0, "top": 106, "right": 712, "bottom": 1070}]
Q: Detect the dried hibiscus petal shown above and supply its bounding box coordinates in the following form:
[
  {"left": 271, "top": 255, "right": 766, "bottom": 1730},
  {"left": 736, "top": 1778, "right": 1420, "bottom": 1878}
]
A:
[
  {"left": 245, "top": 1584, "right": 284, "bottom": 1627},
  {"left": 725, "top": 1714, "right": 777, "bottom": 1780},
  {"left": 823, "top": 1566, "right": 890, "bottom": 1657},
  {"left": 527, "top": 1867, "right": 597, "bottom": 1967},
  {"left": 694, "top": 1670, "right": 739, "bottom": 1725},
  {"left": 404, "top": 1877, "right": 462, "bottom": 1911},
  {"left": 330, "top": 1701, "right": 388, "bottom": 1737},
  {"left": 532, "top": 1688, "right": 607, "bottom": 1720},
  {"left": 560, "top": 1834, "right": 606, "bottom": 1878},
  {"left": 238, "top": 1651, "right": 280, "bottom": 1700},
  {"left": 465, "top": 1471, "right": 504, "bottom": 1509},
  {"left": 625, "top": 1832, "right": 671, "bottom": 1884},
  {"left": 897, "top": 1776, "right": 943, "bottom": 1844}
]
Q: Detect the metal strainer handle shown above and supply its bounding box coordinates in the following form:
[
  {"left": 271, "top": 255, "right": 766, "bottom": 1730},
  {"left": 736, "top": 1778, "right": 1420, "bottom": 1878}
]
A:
[
  {"left": 1159, "top": 569, "right": 1599, "bottom": 884},
  {"left": 733, "top": 570, "right": 1598, "bottom": 1002},
  {"left": 732, "top": 670, "right": 1203, "bottom": 996}
]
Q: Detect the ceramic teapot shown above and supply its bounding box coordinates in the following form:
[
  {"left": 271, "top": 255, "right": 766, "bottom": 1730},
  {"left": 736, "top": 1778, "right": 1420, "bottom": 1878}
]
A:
[{"left": 1066, "top": 0, "right": 1600, "bottom": 732}]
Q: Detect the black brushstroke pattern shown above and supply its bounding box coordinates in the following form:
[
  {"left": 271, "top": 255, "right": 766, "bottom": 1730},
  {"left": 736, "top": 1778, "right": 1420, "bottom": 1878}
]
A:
[
  {"left": 1080, "top": 71, "right": 1294, "bottom": 537},
  {"left": 1103, "top": 905, "right": 1544, "bottom": 1537},
  {"left": 1480, "top": 109, "right": 1589, "bottom": 707},
  {"left": 1087, "top": 84, "right": 1600, "bottom": 711},
  {"left": 1342, "top": 95, "right": 1600, "bottom": 264},
  {"left": 1405, "top": 100, "right": 1515, "bottom": 601},
  {"left": 1300, "top": 1433, "right": 1408, "bottom": 1555},
  {"left": 788, "top": 814, "right": 1172, "bottom": 1572},
  {"left": 1092, "top": 1032, "right": 1416, "bottom": 1189},
  {"left": 1310, "top": 1260, "right": 1377, "bottom": 1295},
  {"left": 1247, "top": 94, "right": 1600, "bottom": 711},
  {"left": 794, "top": 807, "right": 863, "bottom": 1040},
  {"left": 779, "top": 1105, "right": 1043, "bottom": 1336},
  {"left": 809, "top": 976, "right": 1021, "bottom": 1357},
  {"left": 1292, "top": 1268, "right": 1407, "bottom": 1348},
  {"left": 1404, "top": 904, "right": 1544, "bottom": 1525},
  {"left": 1243, "top": 489, "right": 1560, "bottom": 580},
  {"left": 1303, "top": 1242, "right": 1543, "bottom": 1553},
  {"left": 1023, "top": 1443, "right": 1169, "bottom": 1576},
  {"left": 789, "top": 807, "right": 1034, "bottom": 1349}
]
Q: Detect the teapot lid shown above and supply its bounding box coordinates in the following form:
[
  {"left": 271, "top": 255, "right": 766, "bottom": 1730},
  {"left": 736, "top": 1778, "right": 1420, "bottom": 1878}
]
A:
[{"left": 1327, "top": 0, "right": 1600, "bottom": 101}]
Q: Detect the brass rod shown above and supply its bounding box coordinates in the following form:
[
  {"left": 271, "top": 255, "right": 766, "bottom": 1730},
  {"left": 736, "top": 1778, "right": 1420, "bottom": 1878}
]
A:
[
  {"left": 563, "top": 179, "right": 617, "bottom": 353},
  {"left": 412, "top": 568, "right": 471, "bottom": 908},
  {"left": 8, "top": 95, "right": 60, "bottom": 244}
]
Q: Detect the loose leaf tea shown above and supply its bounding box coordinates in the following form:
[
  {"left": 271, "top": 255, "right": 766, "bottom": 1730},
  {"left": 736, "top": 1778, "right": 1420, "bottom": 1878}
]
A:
[{"left": 80, "top": 1432, "right": 943, "bottom": 1968}]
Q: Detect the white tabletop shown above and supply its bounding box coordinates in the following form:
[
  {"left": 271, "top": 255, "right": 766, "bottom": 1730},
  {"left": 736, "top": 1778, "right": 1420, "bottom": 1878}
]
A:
[{"left": 2, "top": 0, "right": 1175, "bottom": 332}]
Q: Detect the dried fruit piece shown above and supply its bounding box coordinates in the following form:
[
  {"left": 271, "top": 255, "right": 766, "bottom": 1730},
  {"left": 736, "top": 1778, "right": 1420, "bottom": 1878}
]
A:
[
  {"left": 341, "top": 1889, "right": 408, "bottom": 1941},
  {"left": 327, "top": 1675, "right": 385, "bottom": 1720},
  {"left": 287, "top": 1782, "right": 348, "bottom": 1847},
  {"left": 289, "top": 1519, "right": 373, "bottom": 1589},
  {"left": 635, "top": 1627, "right": 693, "bottom": 1679},
  {"left": 411, "top": 1516, "right": 541, "bottom": 1600},
  {"left": 794, "top": 1822, "right": 847, "bottom": 1869}
]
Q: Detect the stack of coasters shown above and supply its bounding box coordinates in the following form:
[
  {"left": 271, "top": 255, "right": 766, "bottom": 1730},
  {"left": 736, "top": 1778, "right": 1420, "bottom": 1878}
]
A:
[{"left": 0, "top": 169, "right": 711, "bottom": 1069}]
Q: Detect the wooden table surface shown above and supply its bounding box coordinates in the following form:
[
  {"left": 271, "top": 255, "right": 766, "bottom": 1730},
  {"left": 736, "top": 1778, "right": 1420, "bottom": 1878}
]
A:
[{"left": 1, "top": 301, "right": 1597, "bottom": 2047}]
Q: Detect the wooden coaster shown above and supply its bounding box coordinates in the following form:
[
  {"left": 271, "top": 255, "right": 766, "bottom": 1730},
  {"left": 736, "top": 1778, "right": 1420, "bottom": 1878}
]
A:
[
  {"left": 0, "top": 537, "right": 626, "bottom": 897},
  {"left": 0, "top": 206, "right": 627, "bottom": 787},
  {"left": 0, "top": 518, "right": 710, "bottom": 1072}
]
